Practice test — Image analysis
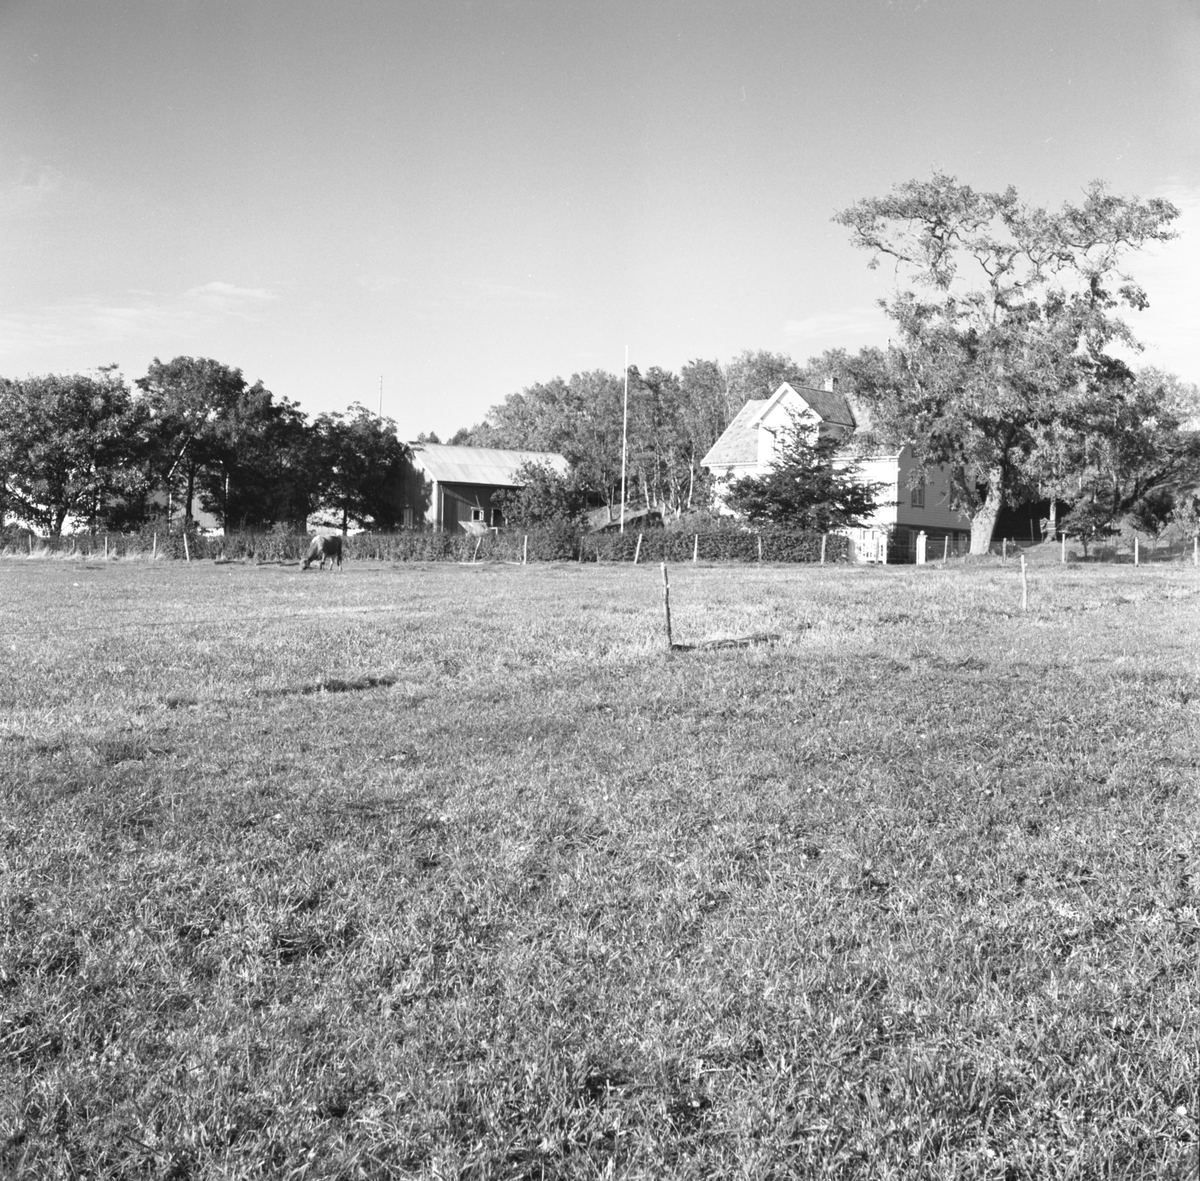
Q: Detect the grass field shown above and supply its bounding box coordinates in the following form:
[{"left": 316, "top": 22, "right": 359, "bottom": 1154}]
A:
[{"left": 1, "top": 553, "right": 1198, "bottom": 1179}]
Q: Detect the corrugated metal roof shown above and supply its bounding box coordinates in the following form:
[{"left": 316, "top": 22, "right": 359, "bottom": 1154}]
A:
[
  {"left": 410, "top": 444, "right": 569, "bottom": 486},
  {"left": 700, "top": 399, "right": 767, "bottom": 468}
]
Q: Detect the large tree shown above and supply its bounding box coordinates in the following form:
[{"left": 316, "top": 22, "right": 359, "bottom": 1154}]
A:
[
  {"left": 836, "top": 174, "right": 1179, "bottom": 552},
  {"left": 1060, "top": 364, "right": 1200, "bottom": 542},
  {"left": 0, "top": 369, "right": 146, "bottom": 535},
  {"left": 310, "top": 405, "right": 411, "bottom": 532},
  {"left": 137, "top": 356, "right": 313, "bottom": 530}
]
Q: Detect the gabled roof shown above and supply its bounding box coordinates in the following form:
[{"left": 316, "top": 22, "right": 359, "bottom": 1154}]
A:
[
  {"left": 409, "top": 443, "right": 568, "bottom": 486},
  {"left": 700, "top": 382, "right": 858, "bottom": 470},
  {"left": 748, "top": 381, "right": 856, "bottom": 430},
  {"left": 700, "top": 399, "right": 768, "bottom": 468}
]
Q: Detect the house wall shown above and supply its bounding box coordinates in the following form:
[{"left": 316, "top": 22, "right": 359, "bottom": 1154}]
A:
[{"left": 856, "top": 447, "right": 969, "bottom": 534}]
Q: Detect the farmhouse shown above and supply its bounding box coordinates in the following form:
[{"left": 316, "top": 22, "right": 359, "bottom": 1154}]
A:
[
  {"left": 403, "top": 443, "right": 569, "bottom": 531},
  {"left": 701, "top": 379, "right": 971, "bottom": 559}
]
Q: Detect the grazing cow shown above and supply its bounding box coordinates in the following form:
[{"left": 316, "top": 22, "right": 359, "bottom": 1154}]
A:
[{"left": 301, "top": 534, "right": 343, "bottom": 571}]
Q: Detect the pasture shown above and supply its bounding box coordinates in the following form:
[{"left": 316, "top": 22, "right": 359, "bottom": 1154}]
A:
[{"left": 1, "top": 554, "right": 1197, "bottom": 1179}]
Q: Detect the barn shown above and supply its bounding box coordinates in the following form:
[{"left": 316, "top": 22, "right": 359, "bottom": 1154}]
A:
[{"left": 404, "top": 443, "right": 569, "bottom": 532}]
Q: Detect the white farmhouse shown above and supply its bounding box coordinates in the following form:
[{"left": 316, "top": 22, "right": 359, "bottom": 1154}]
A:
[{"left": 701, "top": 379, "right": 971, "bottom": 560}]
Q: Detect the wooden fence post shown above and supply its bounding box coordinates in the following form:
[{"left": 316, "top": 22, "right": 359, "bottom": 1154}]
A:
[
  {"left": 1021, "top": 554, "right": 1028, "bottom": 612},
  {"left": 183, "top": 532, "right": 190, "bottom": 563},
  {"left": 757, "top": 534, "right": 763, "bottom": 563},
  {"left": 693, "top": 534, "right": 699, "bottom": 565},
  {"left": 633, "top": 532, "right": 643, "bottom": 564},
  {"left": 661, "top": 562, "right": 674, "bottom": 648},
  {"left": 943, "top": 535, "right": 949, "bottom": 562},
  {"left": 152, "top": 532, "right": 157, "bottom": 559},
  {"left": 1002, "top": 538, "right": 1007, "bottom": 563},
  {"left": 1061, "top": 533, "right": 1066, "bottom": 563},
  {"left": 523, "top": 535, "right": 528, "bottom": 565},
  {"left": 820, "top": 533, "right": 827, "bottom": 564},
  {"left": 1134, "top": 537, "right": 1140, "bottom": 567}
]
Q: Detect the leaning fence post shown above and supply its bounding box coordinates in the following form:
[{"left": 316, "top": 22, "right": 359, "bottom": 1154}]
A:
[
  {"left": 693, "top": 534, "right": 699, "bottom": 566},
  {"left": 183, "top": 532, "right": 190, "bottom": 563},
  {"left": 1021, "top": 554, "right": 1028, "bottom": 612},
  {"left": 661, "top": 562, "right": 674, "bottom": 648},
  {"left": 820, "top": 533, "right": 827, "bottom": 564},
  {"left": 943, "top": 535, "right": 949, "bottom": 562},
  {"left": 633, "top": 532, "right": 643, "bottom": 565},
  {"left": 523, "top": 535, "right": 528, "bottom": 565},
  {"left": 152, "top": 532, "right": 157, "bottom": 559}
]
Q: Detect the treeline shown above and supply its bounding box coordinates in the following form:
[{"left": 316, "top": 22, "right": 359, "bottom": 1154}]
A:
[
  {"left": 0, "top": 357, "right": 409, "bottom": 536},
  {"left": 443, "top": 350, "right": 845, "bottom": 516}
]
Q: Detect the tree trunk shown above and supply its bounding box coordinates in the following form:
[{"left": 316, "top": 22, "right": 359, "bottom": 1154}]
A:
[
  {"left": 185, "top": 465, "right": 196, "bottom": 529},
  {"left": 969, "top": 468, "right": 1005, "bottom": 554}
]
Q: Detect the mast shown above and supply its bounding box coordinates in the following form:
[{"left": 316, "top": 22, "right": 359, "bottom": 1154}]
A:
[{"left": 619, "top": 345, "right": 629, "bottom": 533}]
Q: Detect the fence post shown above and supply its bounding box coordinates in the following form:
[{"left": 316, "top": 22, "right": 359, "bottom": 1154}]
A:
[
  {"left": 633, "top": 532, "right": 643, "bottom": 565},
  {"left": 1021, "top": 554, "right": 1028, "bottom": 612},
  {"left": 183, "top": 532, "right": 190, "bottom": 563},
  {"left": 152, "top": 532, "right": 157, "bottom": 559},
  {"left": 523, "top": 535, "right": 528, "bottom": 565},
  {"left": 661, "top": 562, "right": 674, "bottom": 648},
  {"left": 693, "top": 534, "right": 699, "bottom": 565},
  {"left": 104, "top": 536, "right": 109, "bottom": 560},
  {"left": 757, "top": 534, "right": 762, "bottom": 563},
  {"left": 1061, "top": 533, "right": 1066, "bottom": 564},
  {"left": 916, "top": 531, "right": 927, "bottom": 565},
  {"left": 820, "top": 533, "right": 827, "bottom": 564},
  {"left": 943, "top": 535, "right": 949, "bottom": 562},
  {"left": 1002, "top": 538, "right": 1007, "bottom": 563},
  {"left": 1134, "top": 537, "right": 1139, "bottom": 567}
]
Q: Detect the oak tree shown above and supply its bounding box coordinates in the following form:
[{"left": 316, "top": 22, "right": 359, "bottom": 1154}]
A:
[{"left": 836, "top": 174, "right": 1179, "bottom": 552}]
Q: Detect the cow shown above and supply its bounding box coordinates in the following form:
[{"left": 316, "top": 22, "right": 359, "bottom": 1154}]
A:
[{"left": 301, "top": 534, "right": 343, "bottom": 571}]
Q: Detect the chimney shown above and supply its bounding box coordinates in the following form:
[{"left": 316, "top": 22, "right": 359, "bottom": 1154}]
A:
[{"left": 823, "top": 375, "right": 838, "bottom": 392}]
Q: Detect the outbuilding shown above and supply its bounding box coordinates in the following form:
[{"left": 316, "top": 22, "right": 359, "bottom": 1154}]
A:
[{"left": 404, "top": 443, "right": 569, "bottom": 531}]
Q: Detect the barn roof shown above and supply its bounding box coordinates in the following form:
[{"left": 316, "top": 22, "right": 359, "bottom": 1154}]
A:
[{"left": 409, "top": 443, "right": 569, "bottom": 487}]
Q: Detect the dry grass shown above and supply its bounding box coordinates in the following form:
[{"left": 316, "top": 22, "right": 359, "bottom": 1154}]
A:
[{"left": 1, "top": 555, "right": 1198, "bottom": 1178}]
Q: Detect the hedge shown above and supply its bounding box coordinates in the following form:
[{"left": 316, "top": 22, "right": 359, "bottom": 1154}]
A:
[{"left": 7, "top": 523, "right": 849, "bottom": 564}]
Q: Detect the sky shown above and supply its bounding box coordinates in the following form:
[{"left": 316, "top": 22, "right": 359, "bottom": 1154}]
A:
[{"left": 2, "top": 0, "right": 1198, "bottom": 439}]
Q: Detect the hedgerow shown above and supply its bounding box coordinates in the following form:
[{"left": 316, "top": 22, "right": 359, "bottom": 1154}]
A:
[{"left": 9, "top": 523, "right": 849, "bottom": 564}]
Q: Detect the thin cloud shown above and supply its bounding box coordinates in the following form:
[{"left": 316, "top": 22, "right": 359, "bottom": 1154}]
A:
[
  {"left": 0, "top": 283, "right": 279, "bottom": 362},
  {"left": 781, "top": 306, "right": 889, "bottom": 342}
]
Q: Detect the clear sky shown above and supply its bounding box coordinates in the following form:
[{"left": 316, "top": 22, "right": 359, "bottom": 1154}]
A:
[{"left": 2, "top": 0, "right": 1198, "bottom": 438}]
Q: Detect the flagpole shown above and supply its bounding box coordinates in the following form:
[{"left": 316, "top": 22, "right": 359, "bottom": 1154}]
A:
[{"left": 620, "top": 345, "right": 629, "bottom": 533}]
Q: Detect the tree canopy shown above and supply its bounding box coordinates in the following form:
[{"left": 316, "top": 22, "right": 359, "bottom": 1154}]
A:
[{"left": 836, "top": 174, "right": 1180, "bottom": 552}]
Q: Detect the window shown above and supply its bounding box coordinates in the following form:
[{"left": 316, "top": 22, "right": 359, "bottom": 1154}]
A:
[
  {"left": 470, "top": 508, "right": 485, "bottom": 523},
  {"left": 911, "top": 482, "right": 925, "bottom": 509}
]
